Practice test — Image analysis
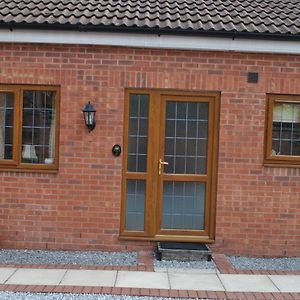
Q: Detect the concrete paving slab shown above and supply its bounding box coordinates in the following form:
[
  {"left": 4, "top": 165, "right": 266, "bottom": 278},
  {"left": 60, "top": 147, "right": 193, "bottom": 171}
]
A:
[
  {"left": 0, "top": 268, "right": 16, "bottom": 284},
  {"left": 169, "top": 273, "right": 224, "bottom": 291},
  {"left": 219, "top": 274, "right": 279, "bottom": 292},
  {"left": 6, "top": 268, "right": 66, "bottom": 285},
  {"left": 269, "top": 275, "right": 300, "bottom": 292},
  {"left": 116, "top": 271, "right": 169, "bottom": 289},
  {"left": 168, "top": 268, "right": 217, "bottom": 274},
  {"left": 60, "top": 270, "right": 117, "bottom": 287},
  {"left": 154, "top": 267, "right": 168, "bottom": 273}
]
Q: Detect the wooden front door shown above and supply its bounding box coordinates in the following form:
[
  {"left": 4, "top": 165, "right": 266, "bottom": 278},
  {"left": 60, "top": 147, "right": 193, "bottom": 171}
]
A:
[{"left": 120, "top": 90, "right": 219, "bottom": 243}]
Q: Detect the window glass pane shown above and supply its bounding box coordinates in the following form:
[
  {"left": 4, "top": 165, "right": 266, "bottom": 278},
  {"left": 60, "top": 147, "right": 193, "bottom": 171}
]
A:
[
  {"left": 293, "top": 123, "right": 300, "bottom": 139},
  {"left": 0, "top": 92, "right": 14, "bottom": 160},
  {"left": 125, "top": 179, "right": 146, "bottom": 231},
  {"left": 162, "top": 181, "right": 206, "bottom": 230},
  {"left": 22, "top": 90, "right": 56, "bottom": 164},
  {"left": 127, "top": 94, "right": 149, "bottom": 172},
  {"left": 177, "top": 102, "right": 187, "bottom": 119},
  {"left": 292, "top": 141, "right": 300, "bottom": 155},
  {"left": 164, "top": 101, "right": 209, "bottom": 174},
  {"left": 272, "top": 102, "right": 300, "bottom": 156}
]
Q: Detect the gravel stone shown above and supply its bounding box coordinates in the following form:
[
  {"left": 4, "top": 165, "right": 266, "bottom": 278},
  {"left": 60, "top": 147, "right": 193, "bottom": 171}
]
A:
[
  {"left": 0, "top": 292, "right": 196, "bottom": 300},
  {"left": 0, "top": 250, "right": 137, "bottom": 266},
  {"left": 154, "top": 257, "right": 216, "bottom": 270},
  {"left": 229, "top": 256, "right": 300, "bottom": 271}
]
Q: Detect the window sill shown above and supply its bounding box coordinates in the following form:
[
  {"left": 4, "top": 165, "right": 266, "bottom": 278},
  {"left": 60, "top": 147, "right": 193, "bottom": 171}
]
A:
[
  {"left": 0, "top": 166, "right": 58, "bottom": 173},
  {"left": 263, "top": 159, "right": 300, "bottom": 168},
  {"left": 118, "top": 234, "right": 215, "bottom": 243}
]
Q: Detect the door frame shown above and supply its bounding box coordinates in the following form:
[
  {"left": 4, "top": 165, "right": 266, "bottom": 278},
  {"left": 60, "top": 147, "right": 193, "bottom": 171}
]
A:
[{"left": 119, "top": 89, "right": 220, "bottom": 243}]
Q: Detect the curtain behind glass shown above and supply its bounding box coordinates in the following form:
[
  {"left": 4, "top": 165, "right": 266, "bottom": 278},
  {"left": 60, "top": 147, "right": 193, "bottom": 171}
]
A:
[
  {"left": 0, "top": 104, "right": 4, "bottom": 159},
  {"left": 22, "top": 90, "right": 56, "bottom": 164}
]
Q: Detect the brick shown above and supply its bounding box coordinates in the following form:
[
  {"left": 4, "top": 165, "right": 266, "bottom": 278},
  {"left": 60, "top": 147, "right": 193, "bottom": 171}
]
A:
[
  {"left": 187, "top": 290, "right": 198, "bottom": 298},
  {"left": 52, "top": 286, "right": 67, "bottom": 293},
  {"left": 0, "top": 44, "right": 299, "bottom": 257},
  {"left": 253, "top": 292, "right": 267, "bottom": 300},
  {"left": 225, "top": 292, "right": 246, "bottom": 300},
  {"left": 15, "top": 285, "right": 30, "bottom": 292},
  {"left": 178, "top": 290, "right": 189, "bottom": 298},
  {"left": 149, "top": 289, "right": 160, "bottom": 297},
  {"left": 42, "top": 286, "right": 56, "bottom": 293},
  {"left": 2, "top": 285, "right": 17, "bottom": 292},
  {"left": 206, "top": 291, "right": 220, "bottom": 299},
  {"left": 101, "top": 287, "right": 112, "bottom": 294},
  {"left": 139, "top": 288, "right": 150, "bottom": 296},
  {"left": 110, "top": 287, "right": 122, "bottom": 295},
  {"left": 72, "top": 286, "right": 84, "bottom": 294},
  {"left": 130, "top": 288, "right": 140, "bottom": 296},
  {"left": 159, "top": 289, "right": 170, "bottom": 297},
  {"left": 216, "top": 291, "right": 228, "bottom": 299},
  {"left": 169, "top": 290, "right": 180, "bottom": 298},
  {"left": 119, "top": 288, "right": 130, "bottom": 295},
  {"left": 282, "top": 293, "right": 297, "bottom": 300}
]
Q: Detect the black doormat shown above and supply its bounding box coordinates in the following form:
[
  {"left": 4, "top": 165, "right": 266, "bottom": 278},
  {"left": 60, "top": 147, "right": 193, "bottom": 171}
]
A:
[
  {"left": 159, "top": 242, "right": 210, "bottom": 251},
  {"left": 156, "top": 242, "right": 212, "bottom": 261}
]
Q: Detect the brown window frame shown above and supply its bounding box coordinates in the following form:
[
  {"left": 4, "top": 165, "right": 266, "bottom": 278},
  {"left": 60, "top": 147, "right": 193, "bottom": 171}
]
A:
[
  {"left": 0, "top": 84, "right": 60, "bottom": 172},
  {"left": 264, "top": 93, "right": 300, "bottom": 167}
]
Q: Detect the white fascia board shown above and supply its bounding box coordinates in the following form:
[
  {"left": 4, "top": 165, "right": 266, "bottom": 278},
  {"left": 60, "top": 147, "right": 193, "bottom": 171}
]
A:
[{"left": 1, "top": 29, "right": 300, "bottom": 55}]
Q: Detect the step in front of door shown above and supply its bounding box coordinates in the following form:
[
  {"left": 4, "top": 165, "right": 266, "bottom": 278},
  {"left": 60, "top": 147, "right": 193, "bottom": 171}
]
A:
[{"left": 156, "top": 242, "right": 212, "bottom": 261}]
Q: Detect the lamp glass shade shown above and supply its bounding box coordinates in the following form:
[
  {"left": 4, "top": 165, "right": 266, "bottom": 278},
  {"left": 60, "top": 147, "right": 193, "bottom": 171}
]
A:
[{"left": 82, "top": 101, "right": 96, "bottom": 131}]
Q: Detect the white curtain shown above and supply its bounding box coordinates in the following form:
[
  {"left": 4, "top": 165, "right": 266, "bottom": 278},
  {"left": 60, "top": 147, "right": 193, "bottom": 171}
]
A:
[
  {"left": 48, "top": 109, "right": 56, "bottom": 161},
  {"left": 0, "top": 94, "right": 5, "bottom": 159},
  {"left": 273, "top": 103, "right": 300, "bottom": 123}
]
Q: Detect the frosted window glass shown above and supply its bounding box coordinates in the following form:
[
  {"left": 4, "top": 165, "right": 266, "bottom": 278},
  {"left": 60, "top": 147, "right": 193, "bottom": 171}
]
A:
[
  {"left": 162, "top": 181, "right": 206, "bottom": 230},
  {"left": 125, "top": 180, "right": 146, "bottom": 231}
]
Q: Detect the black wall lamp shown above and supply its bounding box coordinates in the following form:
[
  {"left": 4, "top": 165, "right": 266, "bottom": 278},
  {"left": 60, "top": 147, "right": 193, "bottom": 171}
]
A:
[{"left": 82, "top": 101, "right": 96, "bottom": 131}]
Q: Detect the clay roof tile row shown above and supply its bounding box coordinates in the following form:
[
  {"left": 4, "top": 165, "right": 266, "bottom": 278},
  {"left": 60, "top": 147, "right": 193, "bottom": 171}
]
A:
[{"left": 0, "top": 0, "right": 299, "bottom": 36}]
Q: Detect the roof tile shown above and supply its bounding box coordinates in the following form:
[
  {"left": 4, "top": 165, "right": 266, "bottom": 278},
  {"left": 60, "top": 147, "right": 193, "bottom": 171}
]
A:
[{"left": 0, "top": 0, "right": 299, "bottom": 36}]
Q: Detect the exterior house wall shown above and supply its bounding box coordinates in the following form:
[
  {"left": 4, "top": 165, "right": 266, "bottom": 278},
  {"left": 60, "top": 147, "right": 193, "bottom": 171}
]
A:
[{"left": 0, "top": 43, "right": 299, "bottom": 256}]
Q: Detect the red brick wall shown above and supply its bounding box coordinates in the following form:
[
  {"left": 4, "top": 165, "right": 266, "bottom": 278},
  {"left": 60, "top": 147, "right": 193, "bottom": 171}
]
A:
[{"left": 0, "top": 43, "right": 299, "bottom": 256}]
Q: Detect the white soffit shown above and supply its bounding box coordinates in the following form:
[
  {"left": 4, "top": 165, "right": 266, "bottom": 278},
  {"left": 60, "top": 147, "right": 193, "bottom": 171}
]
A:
[{"left": 1, "top": 29, "right": 300, "bottom": 55}]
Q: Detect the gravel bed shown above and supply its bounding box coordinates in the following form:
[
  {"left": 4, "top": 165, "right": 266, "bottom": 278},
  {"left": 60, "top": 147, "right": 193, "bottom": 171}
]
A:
[
  {"left": 0, "top": 250, "right": 137, "bottom": 266},
  {"left": 154, "top": 258, "right": 216, "bottom": 270},
  {"left": 229, "top": 256, "right": 300, "bottom": 271},
  {"left": 0, "top": 293, "right": 197, "bottom": 300}
]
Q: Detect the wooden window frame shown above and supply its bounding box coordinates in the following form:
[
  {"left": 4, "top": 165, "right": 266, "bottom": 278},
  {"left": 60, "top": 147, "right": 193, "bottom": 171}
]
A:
[
  {"left": 0, "top": 84, "right": 60, "bottom": 172},
  {"left": 264, "top": 93, "right": 300, "bottom": 167},
  {"left": 120, "top": 89, "right": 220, "bottom": 243}
]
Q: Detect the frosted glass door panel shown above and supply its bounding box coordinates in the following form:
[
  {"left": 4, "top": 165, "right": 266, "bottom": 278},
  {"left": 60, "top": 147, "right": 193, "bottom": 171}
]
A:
[
  {"left": 125, "top": 179, "right": 146, "bottom": 231},
  {"left": 162, "top": 181, "right": 205, "bottom": 230}
]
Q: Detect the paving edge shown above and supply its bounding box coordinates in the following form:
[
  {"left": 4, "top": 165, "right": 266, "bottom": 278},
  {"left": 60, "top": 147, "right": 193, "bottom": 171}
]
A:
[
  {"left": 0, "top": 284, "right": 300, "bottom": 299},
  {"left": 212, "top": 254, "right": 300, "bottom": 275},
  {"left": 0, "top": 264, "right": 152, "bottom": 271}
]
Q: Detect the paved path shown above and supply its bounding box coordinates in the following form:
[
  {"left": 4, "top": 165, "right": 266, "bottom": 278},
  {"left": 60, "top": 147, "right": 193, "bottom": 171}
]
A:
[{"left": 1, "top": 267, "right": 300, "bottom": 293}]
